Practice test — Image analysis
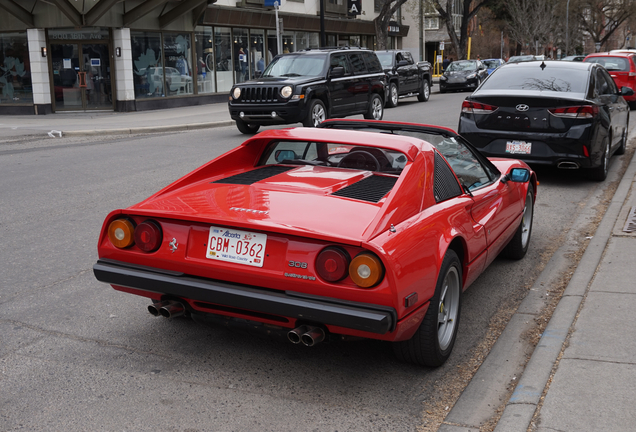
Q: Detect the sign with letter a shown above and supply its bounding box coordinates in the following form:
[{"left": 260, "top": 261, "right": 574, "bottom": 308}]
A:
[{"left": 348, "top": 0, "right": 361, "bottom": 16}]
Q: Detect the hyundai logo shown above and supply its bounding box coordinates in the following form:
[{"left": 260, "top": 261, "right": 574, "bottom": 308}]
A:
[{"left": 516, "top": 104, "right": 530, "bottom": 112}]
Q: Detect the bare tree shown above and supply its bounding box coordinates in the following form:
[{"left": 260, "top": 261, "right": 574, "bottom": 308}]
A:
[
  {"left": 375, "top": 0, "right": 410, "bottom": 50},
  {"left": 429, "top": 0, "right": 495, "bottom": 60},
  {"left": 506, "top": 0, "right": 559, "bottom": 55},
  {"left": 574, "top": 0, "right": 636, "bottom": 50}
]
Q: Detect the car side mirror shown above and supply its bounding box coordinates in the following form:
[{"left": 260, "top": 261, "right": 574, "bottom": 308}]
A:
[
  {"left": 330, "top": 66, "right": 345, "bottom": 78},
  {"left": 509, "top": 168, "right": 530, "bottom": 182},
  {"left": 275, "top": 150, "right": 298, "bottom": 162},
  {"left": 621, "top": 86, "right": 634, "bottom": 96},
  {"left": 397, "top": 60, "right": 409, "bottom": 67}
]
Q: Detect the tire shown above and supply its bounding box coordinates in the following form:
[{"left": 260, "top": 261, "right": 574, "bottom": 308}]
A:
[
  {"left": 440, "top": 86, "right": 447, "bottom": 94},
  {"left": 502, "top": 184, "right": 534, "bottom": 260},
  {"left": 387, "top": 82, "right": 399, "bottom": 108},
  {"left": 417, "top": 80, "right": 430, "bottom": 102},
  {"left": 393, "top": 250, "right": 462, "bottom": 367},
  {"left": 363, "top": 94, "right": 384, "bottom": 120},
  {"left": 302, "top": 99, "right": 327, "bottom": 127},
  {"left": 615, "top": 115, "right": 628, "bottom": 156},
  {"left": 588, "top": 137, "right": 611, "bottom": 181},
  {"left": 235, "top": 119, "right": 260, "bottom": 134}
]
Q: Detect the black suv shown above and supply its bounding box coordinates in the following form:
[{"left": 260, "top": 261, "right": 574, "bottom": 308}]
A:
[{"left": 228, "top": 47, "right": 387, "bottom": 134}]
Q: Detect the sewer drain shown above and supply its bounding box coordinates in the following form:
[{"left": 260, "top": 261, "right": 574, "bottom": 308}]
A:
[{"left": 623, "top": 206, "right": 636, "bottom": 233}]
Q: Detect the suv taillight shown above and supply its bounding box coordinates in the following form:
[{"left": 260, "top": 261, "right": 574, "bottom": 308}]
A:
[
  {"left": 548, "top": 105, "right": 598, "bottom": 119},
  {"left": 461, "top": 100, "right": 498, "bottom": 114}
]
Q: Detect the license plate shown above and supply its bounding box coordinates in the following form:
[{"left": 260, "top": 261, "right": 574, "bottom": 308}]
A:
[
  {"left": 206, "top": 226, "right": 267, "bottom": 267},
  {"left": 506, "top": 141, "right": 532, "bottom": 155}
]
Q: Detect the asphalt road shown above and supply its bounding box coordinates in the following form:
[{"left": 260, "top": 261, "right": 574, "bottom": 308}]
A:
[{"left": 1, "top": 93, "right": 632, "bottom": 431}]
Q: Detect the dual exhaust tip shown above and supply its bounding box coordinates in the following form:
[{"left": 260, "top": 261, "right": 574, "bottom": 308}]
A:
[
  {"left": 148, "top": 300, "right": 185, "bottom": 319},
  {"left": 287, "top": 325, "right": 326, "bottom": 347},
  {"left": 149, "top": 301, "right": 326, "bottom": 346}
]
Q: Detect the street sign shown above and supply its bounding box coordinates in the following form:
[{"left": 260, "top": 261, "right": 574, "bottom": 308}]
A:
[{"left": 440, "top": 42, "right": 444, "bottom": 51}]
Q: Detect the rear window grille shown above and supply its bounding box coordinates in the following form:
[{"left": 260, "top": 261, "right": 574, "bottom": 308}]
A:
[
  {"left": 243, "top": 86, "right": 280, "bottom": 103},
  {"left": 434, "top": 152, "right": 462, "bottom": 203},
  {"left": 331, "top": 175, "right": 398, "bottom": 203},
  {"left": 213, "top": 166, "right": 294, "bottom": 185}
]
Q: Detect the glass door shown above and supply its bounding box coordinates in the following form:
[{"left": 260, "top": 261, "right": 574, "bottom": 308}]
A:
[{"left": 50, "top": 42, "right": 113, "bottom": 111}]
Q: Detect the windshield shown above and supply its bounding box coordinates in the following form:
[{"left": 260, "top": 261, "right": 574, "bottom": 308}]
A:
[
  {"left": 480, "top": 66, "right": 589, "bottom": 93},
  {"left": 375, "top": 52, "right": 394, "bottom": 68},
  {"left": 259, "top": 140, "right": 408, "bottom": 174},
  {"left": 447, "top": 61, "right": 477, "bottom": 71},
  {"left": 483, "top": 60, "right": 500, "bottom": 69},
  {"left": 584, "top": 56, "right": 631, "bottom": 71},
  {"left": 261, "top": 54, "right": 327, "bottom": 77}
]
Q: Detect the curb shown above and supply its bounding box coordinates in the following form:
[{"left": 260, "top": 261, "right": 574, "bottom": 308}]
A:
[
  {"left": 494, "top": 140, "right": 636, "bottom": 431},
  {"left": 60, "top": 120, "right": 235, "bottom": 137}
]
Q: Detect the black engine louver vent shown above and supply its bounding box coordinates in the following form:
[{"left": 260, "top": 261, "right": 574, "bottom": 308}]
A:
[
  {"left": 212, "top": 166, "right": 295, "bottom": 185},
  {"left": 331, "top": 175, "right": 398, "bottom": 203},
  {"left": 433, "top": 152, "right": 462, "bottom": 203}
]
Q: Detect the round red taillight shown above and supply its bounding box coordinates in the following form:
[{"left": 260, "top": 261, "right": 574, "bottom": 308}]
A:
[
  {"left": 316, "top": 247, "right": 350, "bottom": 282},
  {"left": 134, "top": 220, "right": 163, "bottom": 252}
]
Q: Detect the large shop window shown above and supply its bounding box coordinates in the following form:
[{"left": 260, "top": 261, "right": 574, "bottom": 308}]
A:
[
  {"left": 163, "top": 33, "right": 193, "bottom": 96},
  {"left": 131, "top": 31, "right": 162, "bottom": 98},
  {"left": 215, "top": 27, "right": 233, "bottom": 93},
  {"left": 194, "top": 27, "right": 215, "bottom": 94},
  {"left": 0, "top": 32, "right": 32, "bottom": 105}
]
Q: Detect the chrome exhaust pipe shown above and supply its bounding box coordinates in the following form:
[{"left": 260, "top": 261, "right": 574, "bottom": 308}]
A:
[
  {"left": 301, "top": 327, "right": 326, "bottom": 347},
  {"left": 557, "top": 161, "right": 579, "bottom": 169},
  {"left": 159, "top": 301, "right": 185, "bottom": 319},
  {"left": 148, "top": 300, "right": 171, "bottom": 316},
  {"left": 287, "top": 325, "right": 309, "bottom": 344}
]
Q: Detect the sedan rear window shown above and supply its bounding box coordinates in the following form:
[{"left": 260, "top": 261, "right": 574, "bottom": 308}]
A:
[
  {"left": 584, "top": 56, "right": 631, "bottom": 72},
  {"left": 480, "top": 66, "right": 589, "bottom": 93}
]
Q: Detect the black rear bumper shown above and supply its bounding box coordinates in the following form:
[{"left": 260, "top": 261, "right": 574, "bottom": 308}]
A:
[{"left": 94, "top": 259, "right": 396, "bottom": 335}]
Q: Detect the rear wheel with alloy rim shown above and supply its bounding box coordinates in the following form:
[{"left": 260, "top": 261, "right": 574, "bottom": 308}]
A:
[
  {"left": 417, "top": 80, "right": 430, "bottom": 102},
  {"left": 393, "top": 249, "right": 462, "bottom": 367},
  {"left": 387, "top": 82, "right": 399, "bottom": 108},
  {"left": 363, "top": 94, "right": 384, "bottom": 120},
  {"left": 302, "top": 99, "right": 327, "bottom": 127},
  {"left": 588, "top": 137, "right": 611, "bottom": 181}
]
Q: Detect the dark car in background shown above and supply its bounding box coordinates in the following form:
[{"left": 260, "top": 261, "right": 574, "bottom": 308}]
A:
[
  {"left": 561, "top": 55, "right": 586, "bottom": 61},
  {"left": 584, "top": 52, "right": 636, "bottom": 108},
  {"left": 439, "top": 60, "right": 489, "bottom": 93},
  {"left": 228, "top": 47, "right": 386, "bottom": 134},
  {"left": 458, "top": 61, "right": 632, "bottom": 181},
  {"left": 375, "top": 49, "right": 432, "bottom": 107},
  {"left": 507, "top": 55, "right": 538, "bottom": 63}
]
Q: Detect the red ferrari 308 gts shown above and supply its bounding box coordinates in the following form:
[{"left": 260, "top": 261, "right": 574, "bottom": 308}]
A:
[{"left": 94, "top": 121, "right": 536, "bottom": 367}]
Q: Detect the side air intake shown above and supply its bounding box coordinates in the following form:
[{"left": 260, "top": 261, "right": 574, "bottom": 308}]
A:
[{"left": 433, "top": 152, "right": 462, "bottom": 203}]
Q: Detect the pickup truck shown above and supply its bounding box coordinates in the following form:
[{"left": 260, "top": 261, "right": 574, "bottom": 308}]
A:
[{"left": 375, "top": 50, "right": 432, "bottom": 108}]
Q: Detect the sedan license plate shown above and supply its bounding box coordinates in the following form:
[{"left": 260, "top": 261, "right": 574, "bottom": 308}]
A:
[
  {"left": 206, "top": 226, "right": 267, "bottom": 267},
  {"left": 506, "top": 141, "right": 532, "bottom": 155}
]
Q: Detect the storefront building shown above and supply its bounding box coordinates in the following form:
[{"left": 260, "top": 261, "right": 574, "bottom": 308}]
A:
[{"left": 0, "top": 0, "right": 404, "bottom": 115}]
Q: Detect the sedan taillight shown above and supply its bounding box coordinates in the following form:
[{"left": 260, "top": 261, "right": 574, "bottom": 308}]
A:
[
  {"left": 461, "top": 100, "right": 499, "bottom": 114},
  {"left": 548, "top": 105, "right": 598, "bottom": 119}
]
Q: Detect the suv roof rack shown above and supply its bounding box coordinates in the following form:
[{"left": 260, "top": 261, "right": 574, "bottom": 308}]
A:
[{"left": 299, "top": 46, "right": 367, "bottom": 52}]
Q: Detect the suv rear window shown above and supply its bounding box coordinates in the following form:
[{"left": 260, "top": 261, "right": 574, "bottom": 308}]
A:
[
  {"left": 480, "top": 66, "right": 589, "bottom": 93},
  {"left": 584, "top": 56, "right": 632, "bottom": 72}
]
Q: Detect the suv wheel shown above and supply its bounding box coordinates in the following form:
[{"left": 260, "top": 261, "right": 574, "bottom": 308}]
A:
[
  {"left": 387, "top": 82, "right": 399, "bottom": 108},
  {"left": 235, "top": 119, "right": 260, "bottom": 134},
  {"left": 364, "top": 94, "right": 384, "bottom": 120},
  {"left": 417, "top": 80, "right": 430, "bottom": 102},
  {"left": 303, "top": 99, "right": 327, "bottom": 127}
]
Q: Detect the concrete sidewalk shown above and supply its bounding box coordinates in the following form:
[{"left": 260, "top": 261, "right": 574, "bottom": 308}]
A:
[
  {"left": 0, "top": 103, "right": 233, "bottom": 138},
  {"left": 2, "top": 104, "right": 635, "bottom": 431}
]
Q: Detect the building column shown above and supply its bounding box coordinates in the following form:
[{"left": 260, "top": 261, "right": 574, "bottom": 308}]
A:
[
  {"left": 112, "top": 28, "right": 135, "bottom": 112},
  {"left": 27, "top": 29, "right": 52, "bottom": 115}
]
